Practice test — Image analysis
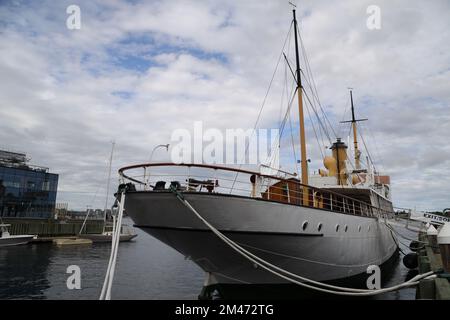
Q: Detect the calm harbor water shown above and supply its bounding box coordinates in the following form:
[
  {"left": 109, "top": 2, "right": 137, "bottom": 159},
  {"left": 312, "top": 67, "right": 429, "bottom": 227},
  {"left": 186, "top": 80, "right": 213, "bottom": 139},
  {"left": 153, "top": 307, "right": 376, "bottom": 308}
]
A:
[{"left": 0, "top": 217, "right": 418, "bottom": 300}]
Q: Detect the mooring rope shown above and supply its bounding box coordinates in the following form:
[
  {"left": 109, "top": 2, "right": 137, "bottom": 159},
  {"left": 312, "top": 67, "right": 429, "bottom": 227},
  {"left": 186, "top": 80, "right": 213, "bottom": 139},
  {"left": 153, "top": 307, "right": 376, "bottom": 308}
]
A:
[
  {"left": 387, "top": 227, "right": 408, "bottom": 256},
  {"left": 170, "top": 188, "right": 436, "bottom": 296},
  {"left": 99, "top": 191, "right": 125, "bottom": 300},
  {"left": 384, "top": 222, "right": 428, "bottom": 245}
]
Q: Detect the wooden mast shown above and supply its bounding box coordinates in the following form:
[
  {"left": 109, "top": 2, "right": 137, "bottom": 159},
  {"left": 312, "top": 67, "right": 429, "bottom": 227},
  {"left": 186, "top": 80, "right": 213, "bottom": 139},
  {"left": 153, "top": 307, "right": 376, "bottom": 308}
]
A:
[
  {"left": 341, "top": 89, "right": 367, "bottom": 170},
  {"left": 292, "top": 9, "right": 309, "bottom": 206},
  {"left": 350, "top": 90, "right": 360, "bottom": 169}
]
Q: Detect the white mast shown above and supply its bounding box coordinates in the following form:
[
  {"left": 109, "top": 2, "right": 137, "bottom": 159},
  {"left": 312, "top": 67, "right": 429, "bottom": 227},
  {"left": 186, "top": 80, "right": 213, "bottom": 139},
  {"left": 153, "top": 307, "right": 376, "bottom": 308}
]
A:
[{"left": 103, "top": 141, "right": 115, "bottom": 233}]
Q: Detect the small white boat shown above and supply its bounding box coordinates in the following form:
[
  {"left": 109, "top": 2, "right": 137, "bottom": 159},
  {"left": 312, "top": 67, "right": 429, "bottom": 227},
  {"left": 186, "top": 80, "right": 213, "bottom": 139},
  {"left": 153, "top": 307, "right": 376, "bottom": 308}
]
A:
[
  {"left": 0, "top": 224, "right": 35, "bottom": 247},
  {"left": 79, "top": 225, "right": 137, "bottom": 243},
  {"left": 78, "top": 142, "right": 138, "bottom": 243}
]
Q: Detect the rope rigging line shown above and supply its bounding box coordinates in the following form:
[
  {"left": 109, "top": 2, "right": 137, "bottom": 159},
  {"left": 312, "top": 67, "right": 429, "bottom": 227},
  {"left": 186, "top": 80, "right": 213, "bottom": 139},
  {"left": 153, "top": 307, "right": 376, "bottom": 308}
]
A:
[
  {"left": 278, "top": 62, "right": 287, "bottom": 139},
  {"left": 362, "top": 122, "right": 386, "bottom": 173},
  {"left": 264, "top": 89, "right": 298, "bottom": 171},
  {"left": 390, "top": 231, "right": 409, "bottom": 256},
  {"left": 297, "top": 27, "right": 338, "bottom": 140},
  {"left": 99, "top": 192, "right": 125, "bottom": 300},
  {"left": 230, "top": 21, "right": 294, "bottom": 192},
  {"left": 284, "top": 56, "right": 300, "bottom": 176},
  {"left": 358, "top": 126, "right": 378, "bottom": 173},
  {"left": 170, "top": 188, "right": 436, "bottom": 296},
  {"left": 301, "top": 86, "right": 332, "bottom": 146},
  {"left": 264, "top": 55, "right": 299, "bottom": 174},
  {"left": 280, "top": 24, "right": 299, "bottom": 175},
  {"left": 384, "top": 222, "right": 411, "bottom": 256},
  {"left": 300, "top": 71, "right": 329, "bottom": 149},
  {"left": 299, "top": 66, "right": 328, "bottom": 142},
  {"left": 305, "top": 98, "right": 325, "bottom": 159},
  {"left": 384, "top": 222, "right": 428, "bottom": 245},
  {"left": 264, "top": 21, "right": 337, "bottom": 174},
  {"left": 338, "top": 93, "right": 351, "bottom": 139},
  {"left": 350, "top": 118, "right": 379, "bottom": 175}
]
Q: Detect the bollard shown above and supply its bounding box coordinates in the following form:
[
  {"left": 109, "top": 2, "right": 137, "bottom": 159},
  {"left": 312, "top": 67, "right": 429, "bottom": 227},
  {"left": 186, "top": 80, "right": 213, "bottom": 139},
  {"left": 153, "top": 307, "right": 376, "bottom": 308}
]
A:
[{"left": 437, "top": 222, "right": 450, "bottom": 273}]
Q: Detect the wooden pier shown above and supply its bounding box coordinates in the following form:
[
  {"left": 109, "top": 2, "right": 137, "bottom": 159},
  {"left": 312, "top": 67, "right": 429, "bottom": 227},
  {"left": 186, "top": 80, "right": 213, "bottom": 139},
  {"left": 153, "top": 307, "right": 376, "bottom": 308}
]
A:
[
  {"left": 416, "top": 232, "right": 450, "bottom": 299},
  {"left": 1, "top": 217, "right": 103, "bottom": 237}
]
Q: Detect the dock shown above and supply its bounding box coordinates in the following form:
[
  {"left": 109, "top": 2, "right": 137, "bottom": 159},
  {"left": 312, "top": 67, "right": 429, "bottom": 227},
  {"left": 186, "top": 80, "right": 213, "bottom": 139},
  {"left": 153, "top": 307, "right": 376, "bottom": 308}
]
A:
[
  {"left": 53, "top": 238, "right": 93, "bottom": 246},
  {"left": 416, "top": 232, "right": 450, "bottom": 299},
  {"left": 30, "top": 236, "right": 77, "bottom": 243},
  {"left": 2, "top": 218, "right": 103, "bottom": 237}
]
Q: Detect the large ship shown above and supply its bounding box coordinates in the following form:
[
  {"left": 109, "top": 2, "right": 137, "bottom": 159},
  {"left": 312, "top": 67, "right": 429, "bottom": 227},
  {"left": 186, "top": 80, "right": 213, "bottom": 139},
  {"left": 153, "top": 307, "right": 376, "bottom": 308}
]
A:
[{"left": 117, "top": 10, "right": 398, "bottom": 291}]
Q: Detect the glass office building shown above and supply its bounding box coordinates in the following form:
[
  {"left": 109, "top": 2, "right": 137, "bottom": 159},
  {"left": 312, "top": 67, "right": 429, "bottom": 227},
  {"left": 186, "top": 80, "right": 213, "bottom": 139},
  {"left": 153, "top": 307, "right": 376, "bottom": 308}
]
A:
[{"left": 0, "top": 150, "right": 58, "bottom": 219}]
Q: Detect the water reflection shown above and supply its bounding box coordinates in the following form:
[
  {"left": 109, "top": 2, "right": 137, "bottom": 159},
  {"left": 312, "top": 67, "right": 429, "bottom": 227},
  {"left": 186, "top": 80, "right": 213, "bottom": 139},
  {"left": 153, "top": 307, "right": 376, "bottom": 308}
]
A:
[
  {"left": 0, "top": 218, "right": 419, "bottom": 300},
  {"left": 198, "top": 261, "right": 402, "bottom": 300},
  {"left": 0, "top": 244, "right": 53, "bottom": 299}
]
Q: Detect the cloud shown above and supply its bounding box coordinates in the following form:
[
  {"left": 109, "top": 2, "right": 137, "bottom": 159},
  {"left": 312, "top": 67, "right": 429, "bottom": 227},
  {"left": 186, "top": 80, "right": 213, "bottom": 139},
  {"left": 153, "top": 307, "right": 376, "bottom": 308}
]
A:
[{"left": 0, "top": 0, "right": 449, "bottom": 211}]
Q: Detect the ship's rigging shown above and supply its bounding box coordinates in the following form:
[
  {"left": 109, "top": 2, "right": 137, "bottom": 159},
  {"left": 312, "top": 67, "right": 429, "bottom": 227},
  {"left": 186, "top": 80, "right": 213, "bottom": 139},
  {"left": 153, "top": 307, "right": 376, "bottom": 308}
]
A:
[{"left": 232, "top": 9, "right": 387, "bottom": 191}]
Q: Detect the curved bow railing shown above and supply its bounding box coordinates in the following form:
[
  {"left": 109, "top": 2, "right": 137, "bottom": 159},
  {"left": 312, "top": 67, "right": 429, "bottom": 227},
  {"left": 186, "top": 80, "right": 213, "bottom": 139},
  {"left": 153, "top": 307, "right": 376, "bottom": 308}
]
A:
[{"left": 119, "top": 162, "right": 394, "bottom": 219}]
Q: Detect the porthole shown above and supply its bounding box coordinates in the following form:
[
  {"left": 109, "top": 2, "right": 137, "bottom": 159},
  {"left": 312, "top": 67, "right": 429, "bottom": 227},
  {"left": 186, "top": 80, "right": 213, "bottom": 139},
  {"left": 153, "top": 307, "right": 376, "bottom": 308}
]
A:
[
  {"left": 358, "top": 225, "right": 361, "bottom": 232},
  {"left": 302, "top": 221, "right": 309, "bottom": 231},
  {"left": 317, "top": 223, "right": 323, "bottom": 232},
  {"left": 368, "top": 225, "right": 371, "bottom": 231},
  {"left": 344, "top": 225, "right": 348, "bottom": 232},
  {"left": 335, "top": 224, "right": 340, "bottom": 232}
]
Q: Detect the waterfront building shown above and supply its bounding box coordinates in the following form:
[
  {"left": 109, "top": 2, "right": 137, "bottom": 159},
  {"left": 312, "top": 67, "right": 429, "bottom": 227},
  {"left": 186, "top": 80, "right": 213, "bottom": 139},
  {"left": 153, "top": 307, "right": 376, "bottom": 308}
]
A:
[{"left": 0, "top": 149, "right": 58, "bottom": 218}]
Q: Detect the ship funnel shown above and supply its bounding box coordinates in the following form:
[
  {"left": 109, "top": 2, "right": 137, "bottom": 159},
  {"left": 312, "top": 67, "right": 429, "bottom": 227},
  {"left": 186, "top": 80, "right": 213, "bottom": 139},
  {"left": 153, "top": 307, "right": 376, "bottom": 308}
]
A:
[{"left": 330, "top": 138, "right": 348, "bottom": 185}]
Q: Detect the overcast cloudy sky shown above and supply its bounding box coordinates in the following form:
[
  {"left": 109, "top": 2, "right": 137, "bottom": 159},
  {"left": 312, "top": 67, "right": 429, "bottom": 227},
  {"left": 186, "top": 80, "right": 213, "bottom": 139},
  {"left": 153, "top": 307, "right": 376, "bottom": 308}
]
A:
[{"left": 0, "top": 0, "right": 449, "bottom": 211}]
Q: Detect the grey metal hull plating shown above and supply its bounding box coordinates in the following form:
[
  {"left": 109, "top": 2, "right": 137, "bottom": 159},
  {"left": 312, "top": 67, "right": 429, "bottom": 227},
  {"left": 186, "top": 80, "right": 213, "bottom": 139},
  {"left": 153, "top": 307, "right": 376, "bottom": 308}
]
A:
[{"left": 125, "top": 191, "right": 398, "bottom": 285}]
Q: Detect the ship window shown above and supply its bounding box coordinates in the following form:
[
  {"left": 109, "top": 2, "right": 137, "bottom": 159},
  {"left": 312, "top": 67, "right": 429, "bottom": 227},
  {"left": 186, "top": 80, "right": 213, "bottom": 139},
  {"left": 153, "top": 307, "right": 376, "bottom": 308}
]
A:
[
  {"left": 335, "top": 224, "right": 340, "bottom": 232},
  {"left": 282, "top": 184, "right": 289, "bottom": 196},
  {"left": 344, "top": 225, "right": 348, "bottom": 232},
  {"left": 358, "top": 225, "right": 361, "bottom": 232},
  {"left": 302, "top": 221, "right": 308, "bottom": 231},
  {"left": 317, "top": 223, "right": 323, "bottom": 232},
  {"left": 368, "top": 225, "right": 371, "bottom": 231}
]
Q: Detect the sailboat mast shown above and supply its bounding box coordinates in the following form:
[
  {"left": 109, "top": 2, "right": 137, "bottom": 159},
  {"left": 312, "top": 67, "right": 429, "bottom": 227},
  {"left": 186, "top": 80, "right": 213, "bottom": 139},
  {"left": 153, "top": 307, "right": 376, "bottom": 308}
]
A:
[
  {"left": 292, "top": 9, "right": 309, "bottom": 205},
  {"left": 349, "top": 90, "right": 360, "bottom": 169},
  {"left": 103, "top": 141, "right": 115, "bottom": 232}
]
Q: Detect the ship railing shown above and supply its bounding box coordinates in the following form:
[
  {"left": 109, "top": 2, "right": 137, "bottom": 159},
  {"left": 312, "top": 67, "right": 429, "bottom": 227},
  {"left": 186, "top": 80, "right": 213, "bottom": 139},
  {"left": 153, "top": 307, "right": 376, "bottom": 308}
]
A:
[{"left": 118, "top": 163, "right": 394, "bottom": 219}]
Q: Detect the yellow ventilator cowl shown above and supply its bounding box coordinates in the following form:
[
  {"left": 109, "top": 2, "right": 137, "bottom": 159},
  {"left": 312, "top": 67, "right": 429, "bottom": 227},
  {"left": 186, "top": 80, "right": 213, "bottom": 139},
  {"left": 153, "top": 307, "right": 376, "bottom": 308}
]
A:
[
  {"left": 352, "top": 174, "right": 361, "bottom": 185},
  {"left": 323, "top": 156, "right": 337, "bottom": 177},
  {"left": 340, "top": 168, "right": 347, "bottom": 181}
]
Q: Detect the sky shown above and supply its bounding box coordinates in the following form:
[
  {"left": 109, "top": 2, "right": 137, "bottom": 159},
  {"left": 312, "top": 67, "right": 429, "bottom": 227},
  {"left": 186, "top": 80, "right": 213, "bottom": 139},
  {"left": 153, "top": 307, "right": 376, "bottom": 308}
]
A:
[{"left": 0, "top": 0, "right": 449, "bottom": 211}]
